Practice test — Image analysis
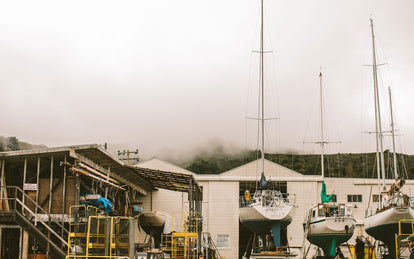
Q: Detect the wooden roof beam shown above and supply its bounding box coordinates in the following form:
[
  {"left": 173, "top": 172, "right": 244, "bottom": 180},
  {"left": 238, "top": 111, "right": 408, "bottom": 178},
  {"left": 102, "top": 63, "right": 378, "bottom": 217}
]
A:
[{"left": 70, "top": 150, "right": 148, "bottom": 195}]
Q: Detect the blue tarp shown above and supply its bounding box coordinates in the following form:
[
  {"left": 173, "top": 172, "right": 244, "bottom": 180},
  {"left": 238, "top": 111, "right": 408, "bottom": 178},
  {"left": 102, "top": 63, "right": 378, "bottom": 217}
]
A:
[{"left": 81, "top": 194, "right": 113, "bottom": 213}]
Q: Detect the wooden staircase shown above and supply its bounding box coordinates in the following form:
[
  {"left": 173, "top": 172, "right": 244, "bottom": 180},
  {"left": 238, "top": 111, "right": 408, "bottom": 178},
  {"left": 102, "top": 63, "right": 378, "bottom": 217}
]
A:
[{"left": 0, "top": 186, "right": 68, "bottom": 258}]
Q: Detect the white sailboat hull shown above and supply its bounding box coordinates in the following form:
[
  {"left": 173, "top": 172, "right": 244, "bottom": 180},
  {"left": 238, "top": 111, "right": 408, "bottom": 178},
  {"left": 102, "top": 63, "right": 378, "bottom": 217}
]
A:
[
  {"left": 240, "top": 203, "right": 295, "bottom": 222},
  {"left": 308, "top": 217, "right": 355, "bottom": 236},
  {"left": 240, "top": 204, "right": 296, "bottom": 234},
  {"left": 303, "top": 203, "right": 355, "bottom": 257},
  {"left": 364, "top": 206, "right": 414, "bottom": 258},
  {"left": 304, "top": 216, "right": 355, "bottom": 257},
  {"left": 364, "top": 206, "right": 414, "bottom": 230}
]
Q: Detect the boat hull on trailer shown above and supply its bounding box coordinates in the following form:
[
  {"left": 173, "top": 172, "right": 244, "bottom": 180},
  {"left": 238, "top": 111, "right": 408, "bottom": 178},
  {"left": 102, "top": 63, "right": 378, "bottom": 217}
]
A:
[
  {"left": 240, "top": 203, "right": 296, "bottom": 248},
  {"left": 306, "top": 217, "right": 355, "bottom": 257},
  {"left": 138, "top": 211, "right": 167, "bottom": 234},
  {"left": 365, "top": 206, "right": 414, "bottom": 258},
  {"left": 138, "top": 211, "right": 172, "bottom": 248}
]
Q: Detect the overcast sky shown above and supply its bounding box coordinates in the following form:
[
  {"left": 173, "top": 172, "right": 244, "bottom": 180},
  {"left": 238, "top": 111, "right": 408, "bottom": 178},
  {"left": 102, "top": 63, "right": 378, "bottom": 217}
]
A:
[{"left": 0, "top": 0, "right": 413, "bottom": 159}]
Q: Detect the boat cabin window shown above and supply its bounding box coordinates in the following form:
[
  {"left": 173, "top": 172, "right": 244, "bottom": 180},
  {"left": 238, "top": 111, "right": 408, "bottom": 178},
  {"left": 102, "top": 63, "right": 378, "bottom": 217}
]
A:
[
  {"left": 318, "top": 204, "right": 324, "bottom": 216},
  {"left": 339, "top": 205, "right": 345, "bottom": 216},
  {"left": 318, "top": 204, "right": 337, "bottom": 217}
]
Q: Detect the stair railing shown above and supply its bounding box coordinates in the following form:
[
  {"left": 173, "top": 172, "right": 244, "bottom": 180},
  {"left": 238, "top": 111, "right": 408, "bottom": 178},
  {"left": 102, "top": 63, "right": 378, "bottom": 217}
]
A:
[{"left": 1, "top": 186, "right": 68, "bottom": 247}]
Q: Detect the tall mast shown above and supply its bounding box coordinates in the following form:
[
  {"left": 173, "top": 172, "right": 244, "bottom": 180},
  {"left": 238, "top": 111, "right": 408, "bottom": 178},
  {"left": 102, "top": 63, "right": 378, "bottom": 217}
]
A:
[
  {"left": 303, "top": 72, "right": 340, "bottom": 179},
  {"left": 370, "top": 18, "right": 386, "bottom": 189},
  {"left": 319, "top": 72, "right": 325, "bottom": 180},
  {"left": 260, "top": 0, "right": 265, "bottom": 174},
  {"left": 388, "top": 86, "right": 398, "bottom": 179}
]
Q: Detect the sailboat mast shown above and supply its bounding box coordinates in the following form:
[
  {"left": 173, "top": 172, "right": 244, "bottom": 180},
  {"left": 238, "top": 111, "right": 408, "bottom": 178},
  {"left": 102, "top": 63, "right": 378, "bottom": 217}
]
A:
[
  {"left": 319, "top": 72, "right": 325, "bottom": 180},
  {"left": 388, "top": 86, "right": 398, "bottom": 179},
  {"left": 370, "top": 18, "right": 386, "bottom": 188},
  {"left": 260, "top": 0, "right": 265, "bottom": 174}
]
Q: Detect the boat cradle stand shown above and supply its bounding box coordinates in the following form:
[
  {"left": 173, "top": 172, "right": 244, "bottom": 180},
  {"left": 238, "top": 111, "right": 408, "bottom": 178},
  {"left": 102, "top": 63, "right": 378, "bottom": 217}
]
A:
[{"left": 250, "top": 251, "right": 297, "bottom": 259}]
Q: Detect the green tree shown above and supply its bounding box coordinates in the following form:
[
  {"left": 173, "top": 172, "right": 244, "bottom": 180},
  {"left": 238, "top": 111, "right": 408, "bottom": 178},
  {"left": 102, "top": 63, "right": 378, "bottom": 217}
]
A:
[{"left": 6, "top": 136, "right": 19, "bottom": 151}]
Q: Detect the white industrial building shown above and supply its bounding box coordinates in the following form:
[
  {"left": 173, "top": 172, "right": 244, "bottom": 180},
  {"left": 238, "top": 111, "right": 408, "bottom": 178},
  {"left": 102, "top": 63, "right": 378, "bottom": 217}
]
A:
[{"left": 134, "top": 156, "right": 414, "bottom": 258}]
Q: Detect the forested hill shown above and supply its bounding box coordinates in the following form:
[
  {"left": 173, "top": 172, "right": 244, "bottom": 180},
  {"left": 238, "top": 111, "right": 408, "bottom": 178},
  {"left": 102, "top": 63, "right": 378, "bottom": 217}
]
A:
[
  {"left": 3, "top": 136, "right": 413, "bottom": 180},
  {"left": 179, "top": 149, "right": 414, "bottom": 179},
  {"left": 0, "top": 136, "right": 47, "bottom": 152}
]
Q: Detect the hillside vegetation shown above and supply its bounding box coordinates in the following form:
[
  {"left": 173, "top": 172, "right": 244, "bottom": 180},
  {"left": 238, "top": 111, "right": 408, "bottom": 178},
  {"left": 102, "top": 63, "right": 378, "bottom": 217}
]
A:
[
  {"left": 0, "top": 136, "right": 47, "bottom": 152},
  {"left": 180, "top": 148, "right": 414, "bottom": 179},
  {"left": 3, "top": 136, "right": 413, "bottom": 180}
]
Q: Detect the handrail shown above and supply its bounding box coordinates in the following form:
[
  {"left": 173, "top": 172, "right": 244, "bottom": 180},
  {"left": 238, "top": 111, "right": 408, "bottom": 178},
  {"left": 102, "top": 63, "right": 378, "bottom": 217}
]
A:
[
  {"left": 206, "top": 232, "right": 223, "bottom": 259},
  {"left": 239, "top": 192, "right": 296, "bottom": 208},
  {"left": 398, "top": 219, "right": 414, "bottom": 236},
  {"left": 396, "top": 219, "right": 414, "bottom": 259},
  {"left": 0, "top": 186, "right": 69, "bottom": 246}
]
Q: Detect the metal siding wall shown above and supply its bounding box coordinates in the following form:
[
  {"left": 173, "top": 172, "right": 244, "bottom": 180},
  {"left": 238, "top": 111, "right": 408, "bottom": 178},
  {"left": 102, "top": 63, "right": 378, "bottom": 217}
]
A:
[
  {"left": 287, "top": 181, "right": 318, "bottom": 249},
  {"left": 135, "top": 188, "right": 187, "bottom": 243},
  {"left": 131, "top": 158, "right": 414, "bottom": 257},
  {"left": 200, "top": 182, "right": 209, "bottom": 233},
  {"left": 207, "top": 181, "right": 239, "bottom": 259}
]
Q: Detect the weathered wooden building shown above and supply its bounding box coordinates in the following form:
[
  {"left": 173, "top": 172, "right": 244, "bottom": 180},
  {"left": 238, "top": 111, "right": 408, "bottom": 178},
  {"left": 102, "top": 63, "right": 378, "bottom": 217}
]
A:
[{"left": 0, "top": 144, "right": 202, "bottom": 259}]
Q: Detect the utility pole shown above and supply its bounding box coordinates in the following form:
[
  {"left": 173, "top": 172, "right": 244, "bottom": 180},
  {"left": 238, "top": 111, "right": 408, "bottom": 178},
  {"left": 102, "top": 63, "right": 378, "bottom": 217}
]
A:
[{"left": 117, "top": 149, "right": 139, "bottom": 165}]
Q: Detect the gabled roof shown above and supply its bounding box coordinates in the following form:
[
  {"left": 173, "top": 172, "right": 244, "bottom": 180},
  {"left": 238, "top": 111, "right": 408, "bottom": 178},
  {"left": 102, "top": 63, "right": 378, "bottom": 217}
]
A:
[
  {"left": 135, "top": 157, "right": 195, "bottom": 176},
  {"left": 221, "top": 158, "right": 303, "bottom": 178}
]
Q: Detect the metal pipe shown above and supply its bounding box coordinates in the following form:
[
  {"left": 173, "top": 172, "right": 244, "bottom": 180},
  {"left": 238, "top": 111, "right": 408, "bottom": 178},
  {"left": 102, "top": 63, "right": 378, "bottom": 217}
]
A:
[
  {"left": 22, "top": 158, "right": 27, "bottom": 215},
  {"left": 61, "top": 155, "right": 67, "bottom": 236},
  {"left": 47, "top": 155, "right": 54, "bottom": 257},
  {"left": 35, "top": 157, "right": 40, "bottom": 215},
  {"left": 388, "top": 87, "right": 398, "bottom": 179}
]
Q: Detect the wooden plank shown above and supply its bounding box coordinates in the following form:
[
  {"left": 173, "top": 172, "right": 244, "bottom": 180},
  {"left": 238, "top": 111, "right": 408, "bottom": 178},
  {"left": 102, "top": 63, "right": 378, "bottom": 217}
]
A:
[
  {"left": 71, "top": 151, "right": 148, "bottom": 195},
  {"left": 1, "top": 160, "right": 9, "bottom": 210},
  {"left": 22, "top": 230, "right": 29, "bottom": 259}
]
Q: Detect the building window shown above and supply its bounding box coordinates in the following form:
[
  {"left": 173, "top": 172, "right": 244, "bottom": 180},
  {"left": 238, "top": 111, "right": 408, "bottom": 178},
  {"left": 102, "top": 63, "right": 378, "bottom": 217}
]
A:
[
  {"left": 347, "top": 194, "right": 362, "bottom": 203},
  {"left": 372, "top": 194, "right": 380, "bottom": 202}
]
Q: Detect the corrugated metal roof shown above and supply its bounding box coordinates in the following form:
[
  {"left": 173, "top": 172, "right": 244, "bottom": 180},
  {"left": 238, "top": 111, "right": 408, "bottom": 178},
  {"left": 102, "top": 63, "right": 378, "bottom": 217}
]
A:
[{"left": 127, "top": 165, "right": 200, "bottom": 193}]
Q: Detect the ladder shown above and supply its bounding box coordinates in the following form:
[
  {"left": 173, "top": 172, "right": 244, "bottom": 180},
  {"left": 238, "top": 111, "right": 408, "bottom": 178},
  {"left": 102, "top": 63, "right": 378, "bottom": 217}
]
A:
[
  {"left": 300, "top": 209, "right": 312, "bottom": 259},
  {"left": 395, "top": 219, "right": 414, "bottom": 259}
]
